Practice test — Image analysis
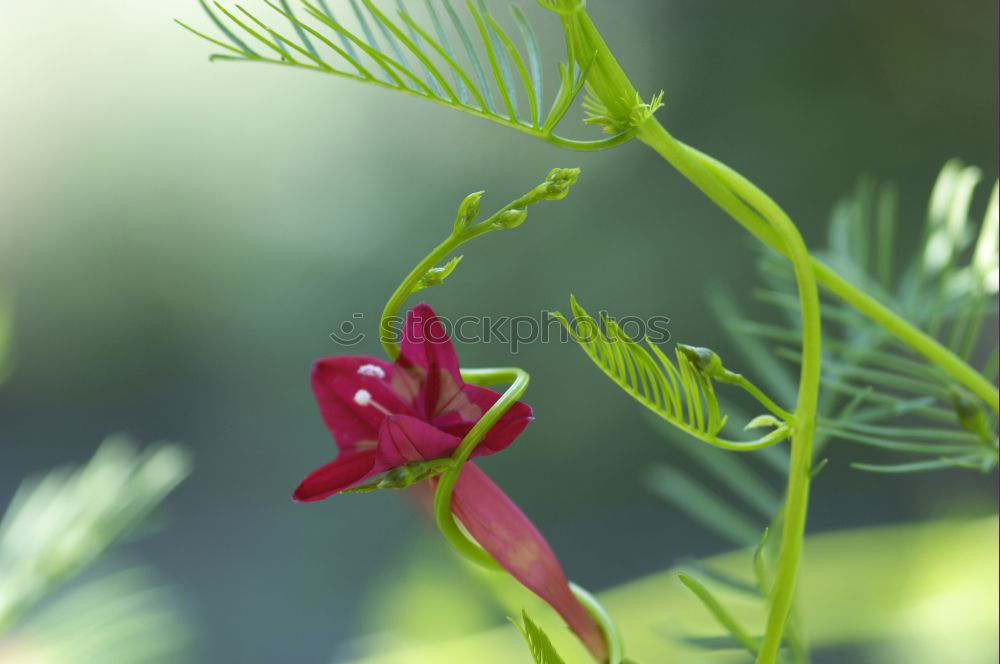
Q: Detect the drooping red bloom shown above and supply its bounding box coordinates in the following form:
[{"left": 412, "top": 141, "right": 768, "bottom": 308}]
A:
[{"left": 294, "top": 303, "right": 608, "bottom": 662}]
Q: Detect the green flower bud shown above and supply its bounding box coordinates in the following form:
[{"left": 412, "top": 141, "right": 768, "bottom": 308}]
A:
[
  {"left": 413, "top": 255, "right": 463, "bottom": 293},
  {"left": 495, "top": 208, "right": 528, "bottom": 230},
  {"left": 542, "top": 167, "right": 581, "bottom": 201},
  {"left": 678, "top": 344, "right": 723, "bottom": 375},
  {"left": 454, "top": 190, "right": 484, "bottom": 234},
  {"left": 677, "top": 343, "right": 743, "bottom": 385}
]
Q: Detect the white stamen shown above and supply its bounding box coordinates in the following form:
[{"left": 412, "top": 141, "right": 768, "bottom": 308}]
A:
[
  {"left": 357, "top": 363, "right": 386, "bottom": 379},
  {"left": 353, "top": 389, "right": 373, "bottom": 406},
  {"left": 352, "top": 388, "right": 394, "bottom": 416}
]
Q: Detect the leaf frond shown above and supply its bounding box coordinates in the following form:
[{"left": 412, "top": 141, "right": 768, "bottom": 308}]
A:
[
  {"left": 554, "top": 296, "right": 790, "bottom": 451},
  {"left": 180, "top": 0, "right": 629, "bottom": 148}
]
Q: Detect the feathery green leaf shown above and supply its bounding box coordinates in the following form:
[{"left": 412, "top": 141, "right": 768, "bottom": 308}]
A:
[{"left": 181, "top": 0, "right": 628, "bottom": 149}]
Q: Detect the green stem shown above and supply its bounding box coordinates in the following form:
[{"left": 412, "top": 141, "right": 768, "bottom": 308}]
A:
[
  {"left": 731, "top": 374, "right": 795, "bottom": 422},
  {"left": 570, "top": 582, "right": 625, "bottom": 664},
  {"left": 731, "top": 174, "right": 821, "bottom": 664},
  {"left": 380, "top": 231, "right": 466, "bottom": 359},
  {"left": 809, "top": 261, "right": 998, "bottom": 412},
  {"left": 636, "top": 119, "right": 822, "bottom": 664},
  {"left": 635, "top": 119, "right": 998, "bottom": 413},
  {"left": 432, "top": 367, "right": 529, "bottom": 571}
]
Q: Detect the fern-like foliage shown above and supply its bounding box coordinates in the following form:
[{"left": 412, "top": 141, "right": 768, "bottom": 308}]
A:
[
  {"left": 177, "top": 0, "right": 630, "bottom": 149},
  {"left": 554, "top": 296, "right": 726, "bottom": 441},
  {"left": 552, "top": 296, "right": 791, "bottom": 451},
  {"left": 729, "top": 160, "right": 998, "bottom": 474},
  {"left": 0, "top": 436, "right": 191, "bottom": 632},
  {"left": 8, "top": 570, "right": 192, "bottom": 664}
]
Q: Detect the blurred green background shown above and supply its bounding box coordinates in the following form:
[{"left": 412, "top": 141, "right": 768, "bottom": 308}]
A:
[{"left": 0, "top": 1, "right": 996, "bottom": 662}]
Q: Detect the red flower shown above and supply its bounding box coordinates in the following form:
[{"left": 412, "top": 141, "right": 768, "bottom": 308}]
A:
[
  {"left": 293, "top": 303, "right": 533, "bottom": 500},
  {"left": 294, "top": 303, "right": 608, "bottom": 662}
]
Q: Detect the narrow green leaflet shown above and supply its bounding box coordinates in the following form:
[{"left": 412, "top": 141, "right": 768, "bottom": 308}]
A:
[{"left": 678, "top": 574, "right": 760, "bottom": 656}]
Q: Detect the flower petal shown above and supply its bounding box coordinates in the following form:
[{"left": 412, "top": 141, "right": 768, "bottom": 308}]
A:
[
  {"left": 398, "top": 303, "right": 461, "bottom": 380},
  {"left": 292, "top": 450, "right": 377, "bottom": 502},
  {"left": 373, "top": 415, "right": 463, "bottom": 472},
  {"left": 397, "top": 304, "right": 466, "bottom": 420},
  {"left": 434, "top": 385, "right": 534, "bottom": 456},
  {"left": 449, "top": 463, "right": 608, "bottom": 662},
  {"left": 312, "top": 356, "right": 415, "bottom": 452}
]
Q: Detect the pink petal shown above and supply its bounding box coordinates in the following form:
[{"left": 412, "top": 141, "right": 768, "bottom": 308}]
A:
[
  {"left": 449, "top": 464, "right": 608, "bottom": 662},
  {"left": 312, "top": 356, "right": 415, "bottom": 453},
  {"left": 292, "top": 450, "right": 377, "bottom": 502},
  {"left": 433, "top": 385, "right": 533, "bottom": 456},
  {"left": 373, "top": 415, "right": 463, "bottom": 472}
]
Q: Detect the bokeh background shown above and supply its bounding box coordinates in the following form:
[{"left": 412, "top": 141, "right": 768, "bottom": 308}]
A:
[{"left": 1, "top": 1, "right": 997, "bottom": 662}]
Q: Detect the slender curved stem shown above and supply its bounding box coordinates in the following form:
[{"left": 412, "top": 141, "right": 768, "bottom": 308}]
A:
[
  {"left": 678, "top": 426, "right": 791, "bottom": 452},
  {"left": 432, "top": 366, "right": 528, "bottom": 571},
  {"left": 570, "top": 582, "right": 625, "bottom": 664},
  {"left": 380, "top": 232, "right": 465, "bottom": 359},
  {"left": 732, "top": 374, "right": 795, "bottom": 422},
  {"left": 546, "top": 130, "right": 634, "bottom": 151}
]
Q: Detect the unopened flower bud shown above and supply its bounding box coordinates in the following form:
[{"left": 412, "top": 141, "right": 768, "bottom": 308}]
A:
[
  {"left": 678, "top": 344, "right": 723, "bottom": 375},
  {"left": 454, "top": 190, "right": 484, "bottom": 234},
  {"left": 413, "top": 255, "right": 463, "bottom": 293},
  {"left": 541, "top": 167, "right": 581, "bottom": 201},
  {"left": 677, "top": 343, "right": 743, "bottom": 385},
  {"left": 495, "top": 208, "right": 528, "bottom": 230}
]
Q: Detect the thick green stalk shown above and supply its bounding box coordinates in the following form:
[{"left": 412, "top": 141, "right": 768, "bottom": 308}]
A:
[
  {"left": 635, "top": 120, "right": 998, "bottom": 412},
  {"left": 721, "top": 210, "right": 818, "bottom": 664},
  {"left": 711, "top": 170, "right": 820, "bottom": 664},
  {"left": 637, "top": 119, "right": 822, "bottom": 663}
]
